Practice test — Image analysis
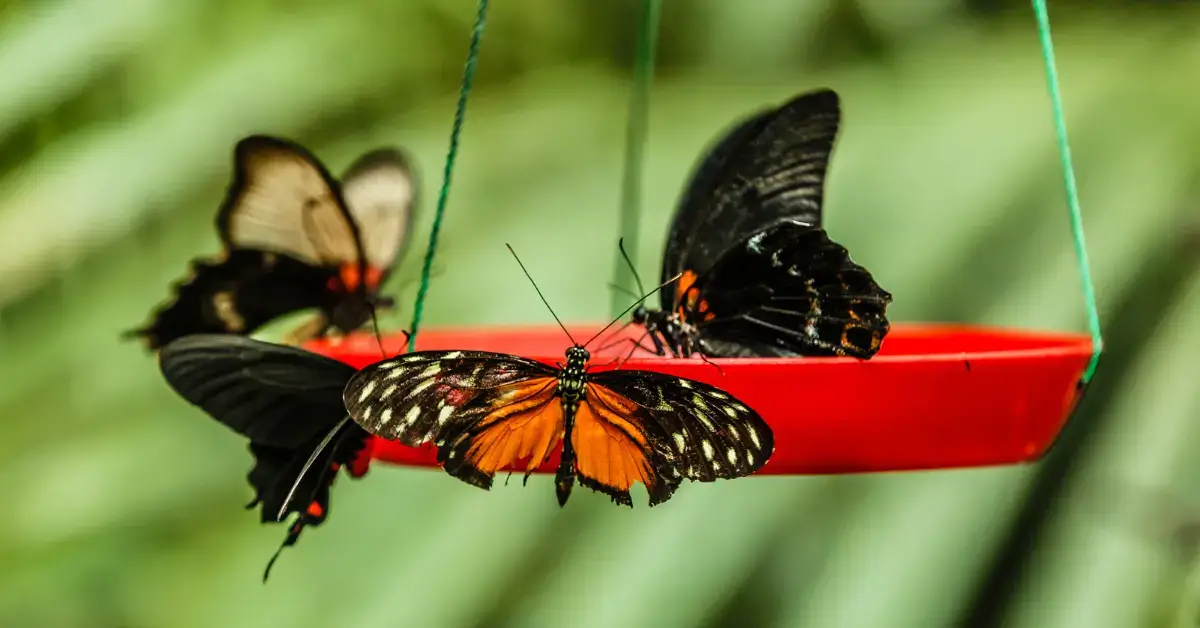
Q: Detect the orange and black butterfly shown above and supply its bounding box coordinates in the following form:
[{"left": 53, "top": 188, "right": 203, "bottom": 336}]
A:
[
  {"left": 630, "top": 88, "right": 892, "bottom": 358},
  {"left": 127, "top": 135, "right": 417, "bottom": 350},
  {"left": 343, "top": 344, "right": 772, "bottom": 506},
  {"left": 158, "top": 334, "right": 374, "bottom": 580}
]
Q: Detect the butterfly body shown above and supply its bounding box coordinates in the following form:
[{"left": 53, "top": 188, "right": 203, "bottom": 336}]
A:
[
  {"left": 551, "top": 345, "right": 589, "bottom": 506},
  {"left": 632, "top": 89, "right": 892, "bottom": 359},
  {"left": 128, "top": 137, "right": 415, "bottom": 350},
  {"left": 344, "top": 345, "right": 774, "bottom": 508}
]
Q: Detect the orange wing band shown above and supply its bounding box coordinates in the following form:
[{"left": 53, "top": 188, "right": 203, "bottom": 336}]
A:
[
  {"left": 465, "top": 378, "right": 562, "bottom": 475},
  {"left": 572, "top": 384, "right": 655, "bottom": 493}
]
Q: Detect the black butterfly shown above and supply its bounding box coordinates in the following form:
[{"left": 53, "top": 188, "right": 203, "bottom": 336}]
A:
[
  {"left": 127, "top": 135, "right": 417, "bottom": 350},
  {"left": 157, "top": 334, "right": 373, "bottom": 581},
  {"left": 342, "top": 340, "right": 774, "bottom": 507},
  {"left": 629, "top": 88, "right": 892, "bottom": 358}
]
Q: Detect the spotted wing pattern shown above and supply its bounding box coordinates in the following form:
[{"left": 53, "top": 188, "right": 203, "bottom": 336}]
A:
[
  {"left": 586, "top": 370, "right": 774, "bottom": 505},
  {"left": 343, "top": 350, "right": 775, "bottom": 507},
  {"left": 679, "top": 220, "right": 892, "bottom": 358},
  {"left": 342, "top": 351, "right": 559, "bottom": 489}
]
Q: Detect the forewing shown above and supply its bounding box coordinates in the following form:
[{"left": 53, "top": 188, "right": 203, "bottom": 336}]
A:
[
  {"left": 126, "top": 250, "right": 336, "bottom": 349},
  {"left": 217, "top": 135, "right": 363, "bottom": 268},
  {"left": 158, "top": 334, "right": 357, "bottom": 448},
  {"left": 588, "top": 370, "right": 774, "bottom": 505},
  {"left": 661, "top": 89, "right": 839, "bottom": 308},
  {"left": 340, "top": 147, "right": 417, "bottom": 276},
  {"left": 342, "top": 351, "right": 561, "bottom": 488},
  {"left": 687, "top": 220, "right": 892, "bottom": 358}
]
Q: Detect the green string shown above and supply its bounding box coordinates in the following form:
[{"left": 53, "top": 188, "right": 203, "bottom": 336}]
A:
[
  {"left": 1032, "top": 0, "right": 1103, "bottom": 383},
  {"left": 609, "top": 0, "right": 661, "bottom": 318},
  {"left": 407, "top": 0, "right": 489, "bottom": 353}
]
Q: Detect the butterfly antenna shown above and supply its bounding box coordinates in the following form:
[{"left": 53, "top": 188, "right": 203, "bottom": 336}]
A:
[
  {"left": 606, "top": 282, "right": 640, "bottom": 300},
  {"left": 505, "top": 243, "right": 577, "bottom": 345},
  {"left": 367, "top": 302, "right": 387, "bottom": 359},
  {"left": 276, "top": 418, "right": 349, "bottom": 522},
  {"left": 617, "top": 237, "right": 647, "bottom": 296},
  {"left": 583, "top": 272, "right": 683, "bottom": 349}
]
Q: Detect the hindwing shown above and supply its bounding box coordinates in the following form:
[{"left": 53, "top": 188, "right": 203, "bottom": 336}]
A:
[
  {"left": 586, "top": 370, "right": 774, "bottom": 505},
  {"left": 679, "top": 220, "right": 892, "bottom": 357}
]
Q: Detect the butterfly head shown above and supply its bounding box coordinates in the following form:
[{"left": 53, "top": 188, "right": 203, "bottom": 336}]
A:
[
  {"left": 564, "top": 345, "right": 590, "bottom": 371},
  {"left": 630, "top": 304, "right": 650, "bottom": 325}
]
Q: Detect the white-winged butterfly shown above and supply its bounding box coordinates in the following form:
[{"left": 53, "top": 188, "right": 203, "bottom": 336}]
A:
[
  {"left": 157, "top": 334, "right": 374, "bottom": 581},
  {"left": 629, "top": 88, "right": 892, "bottom": 358},
  {"left": 339, "top": 249, "right": 775, "bottom": 507},
  {"left": 127, "top": 135, "right": 417, "bottom": 349}
]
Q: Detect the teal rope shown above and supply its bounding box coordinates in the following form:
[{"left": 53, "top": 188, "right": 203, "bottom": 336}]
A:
[
  {"left": 609, "top": 0, "right": 661, "bottom": 318},
  {"left": 407, "top": 0, "right": 489, "bottom": 352},
  {"left": 1032, "top": 0, "right": 1103, "bottom": 383}
]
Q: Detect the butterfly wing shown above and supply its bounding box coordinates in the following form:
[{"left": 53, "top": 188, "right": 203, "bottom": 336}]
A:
[
  {"left": 679, "top": 220, "right": 892, "bottom": 358},
  {"left": 660, "top": 89, "right": 839, "bottom": 311},
  {"left": 342, "top": 351, "right": 562, "bottom": 491},
  {"left": 159, "top": 334, "right": 357, "bottom": 446},
  {"left": 340, "top": 147, "right": 418, "bottom": 288},
  {"left": 129, "top": 136, "right": 378, "bottom": 348},
  {"left": 158, "top": 335, "right": 371, "bottom": 554},
  {"left": 126, "top": 250, "right": 338, "bottom": 350},
  {"left": 583, "top": 370, "right": 774, "bottom": 506},
  {"left": 216, "top": 135, "right": 364, "bottom": 269}
]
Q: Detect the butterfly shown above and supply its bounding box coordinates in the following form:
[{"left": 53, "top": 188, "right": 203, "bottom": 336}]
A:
[
  {"left": 157, "top": 333, "right": 374, "bottom": 581},
  {"left": 126, "top": 135, "right": 417, "bottom": 350},
  {"left": 628, "top": 88, "right": 892, "bottom": 358},
  {"left": 340, "top": 244, "right": 775, "bottom": 508}
]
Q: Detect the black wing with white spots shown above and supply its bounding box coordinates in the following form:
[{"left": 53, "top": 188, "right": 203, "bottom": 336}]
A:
[
  {"left": 589, "top": 370, "right": 774, "bottom": 505},
  {"left": 343, "top": 350, "right": 555, "bottom": 446}
]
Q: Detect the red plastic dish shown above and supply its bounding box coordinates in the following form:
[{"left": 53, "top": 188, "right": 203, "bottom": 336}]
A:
[{"left": 305, "top": 323, "right": 1091, "bottom": 474}]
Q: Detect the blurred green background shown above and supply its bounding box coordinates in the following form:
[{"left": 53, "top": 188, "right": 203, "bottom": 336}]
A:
[{"left": 1, "top": 0, "right": 1198, "bottom": 626}]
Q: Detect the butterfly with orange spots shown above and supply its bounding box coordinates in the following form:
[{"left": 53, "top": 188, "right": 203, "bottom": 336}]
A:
[
  {"left": 630, "top": 88, "right": 892, "bottom": 359},
  {"left": 343, "top": 343, "right": 773, "bottom": 506},
  {"left": 126, "top": 135, "right": 417, "bottom": 350}
]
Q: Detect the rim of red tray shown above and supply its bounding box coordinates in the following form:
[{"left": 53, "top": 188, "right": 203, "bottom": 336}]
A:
[{"left": 305, "top": 321, "right": 1095, "bottom": 366}]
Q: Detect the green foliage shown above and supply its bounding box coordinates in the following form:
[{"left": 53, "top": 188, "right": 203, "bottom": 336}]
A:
[{"left": 0, "top": 1, "right": 1197, "bottom": 627}]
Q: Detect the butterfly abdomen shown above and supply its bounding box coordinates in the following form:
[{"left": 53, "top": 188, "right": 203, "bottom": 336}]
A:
[{"left": 552, "top": 345, "right": 591, "bottom": 506}]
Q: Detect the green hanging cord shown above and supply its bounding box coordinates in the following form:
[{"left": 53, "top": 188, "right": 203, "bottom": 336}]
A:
[
  {"left": 609, "top": 0, "right": 662, "bottom": 318},
  {"left": 1032, "top": 0, "right": 1103, "bottom": 383},
  {"left": 407, "top": 0, "right": 489, "bottom": 352}
]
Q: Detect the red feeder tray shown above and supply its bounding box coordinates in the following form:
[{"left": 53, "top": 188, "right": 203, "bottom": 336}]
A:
[{"left": 305, "top": 323, "right": 1091, "bottom": 475}]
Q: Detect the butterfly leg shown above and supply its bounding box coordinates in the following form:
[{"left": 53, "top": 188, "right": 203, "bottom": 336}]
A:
[
  {"left": 283, "top": 313, "right": 331, "bottom": 346},
  {"left": 595, "top": 328, "right": 664, "bottom": 362},
  {"left": 615, "top": 330, "right": 661, "bottom": 370},
  {"left": 697, "top": 352, "right": 726, "bottom": 377}
]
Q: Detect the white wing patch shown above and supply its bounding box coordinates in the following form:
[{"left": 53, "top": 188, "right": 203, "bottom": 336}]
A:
[
  {"left": 222, "top": 137, "right": 360, "bottom": 267},
  {"left": 341, "top": 149, "right": 415, "bottom": 271}
]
